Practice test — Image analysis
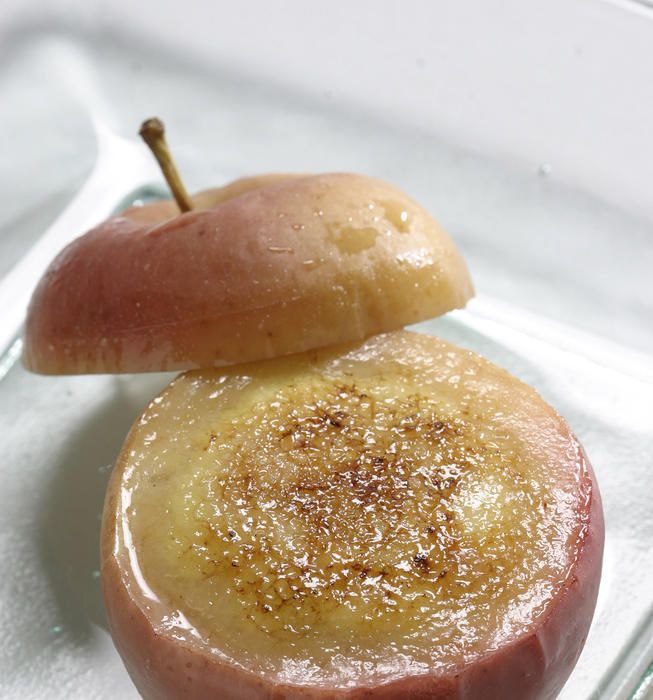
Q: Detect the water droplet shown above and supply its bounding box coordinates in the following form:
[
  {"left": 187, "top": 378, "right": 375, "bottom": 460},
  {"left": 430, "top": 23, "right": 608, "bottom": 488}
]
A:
[
  {"left": 50, "top": 625, "right": 64, "bottom": 635},
  {"left": 291, "top": 223, "right": 305, "bottom": 231},
  {"left": 91, "top": 570, "right": 101, "bottom": 579}
]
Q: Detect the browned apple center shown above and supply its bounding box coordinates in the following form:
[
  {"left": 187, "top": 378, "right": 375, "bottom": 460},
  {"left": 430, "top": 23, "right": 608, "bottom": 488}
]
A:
[
  {"left": 121, "top": 333, "right": 585, "bottom": 686},
  {"left": 187, "top": 382, "right": 469, "bottom": 621}
]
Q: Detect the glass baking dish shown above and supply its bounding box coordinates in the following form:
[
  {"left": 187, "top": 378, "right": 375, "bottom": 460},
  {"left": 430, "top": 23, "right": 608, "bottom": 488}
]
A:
[{"left": 2, "top": 8, "right": 653, "bottom": 696}]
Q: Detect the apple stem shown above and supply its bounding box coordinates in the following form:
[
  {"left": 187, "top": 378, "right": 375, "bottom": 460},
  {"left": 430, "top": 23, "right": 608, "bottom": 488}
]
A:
[{"left": 139, "top": 118, "right": 194, "bottom": 213}]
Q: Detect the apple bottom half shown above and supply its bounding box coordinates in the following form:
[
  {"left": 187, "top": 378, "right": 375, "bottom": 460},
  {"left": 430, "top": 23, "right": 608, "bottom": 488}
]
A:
[{"left": 101, "top": 453, "right": 603, "bottom": 700}]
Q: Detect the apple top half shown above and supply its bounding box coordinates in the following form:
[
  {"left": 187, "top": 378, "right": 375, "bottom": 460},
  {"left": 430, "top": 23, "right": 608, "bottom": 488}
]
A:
[{"left": 22, "top": 173, "right": 473, "bottom": 374}]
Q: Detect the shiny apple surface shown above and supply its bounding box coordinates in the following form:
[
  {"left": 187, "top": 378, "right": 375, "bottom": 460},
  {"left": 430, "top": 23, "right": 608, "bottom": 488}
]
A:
[{"left": 102, "top": 331, "right": 602, "bottom": 699}]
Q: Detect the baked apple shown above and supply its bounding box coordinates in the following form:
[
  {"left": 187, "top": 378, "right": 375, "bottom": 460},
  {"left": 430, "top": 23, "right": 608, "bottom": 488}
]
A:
[
  {"left": 23, "top": 119, "right": 603, "bottom": 699},
  {"left": 102, "top": 332, "right": 602, "bottom": 699}
]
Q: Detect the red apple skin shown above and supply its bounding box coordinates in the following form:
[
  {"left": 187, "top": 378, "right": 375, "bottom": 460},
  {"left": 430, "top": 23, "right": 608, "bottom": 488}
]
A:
[{"left": 101, "top": 447, "right": 603, "bottom": 700}]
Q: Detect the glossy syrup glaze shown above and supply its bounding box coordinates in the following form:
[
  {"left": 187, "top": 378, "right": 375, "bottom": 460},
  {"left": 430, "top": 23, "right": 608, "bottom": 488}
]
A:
[{"left": 116, "top": 331, "right": 589, "bottom": 688}]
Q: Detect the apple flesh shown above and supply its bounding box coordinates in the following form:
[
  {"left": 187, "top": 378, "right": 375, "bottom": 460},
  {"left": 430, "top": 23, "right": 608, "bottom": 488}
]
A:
[
  {"left": 22, "top": 173, "right": 473, "bottom": 375},
  {"left": 102, "top": 330, "right": 603, "bottom": 699}
]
